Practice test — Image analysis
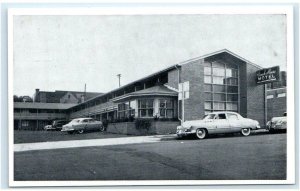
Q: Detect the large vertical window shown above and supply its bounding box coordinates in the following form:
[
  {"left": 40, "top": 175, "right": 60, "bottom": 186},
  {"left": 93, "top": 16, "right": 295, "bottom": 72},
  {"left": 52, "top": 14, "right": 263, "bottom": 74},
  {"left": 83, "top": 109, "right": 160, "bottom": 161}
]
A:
[
  {"left": 138, "top": 99, "right": 154, "bottom": 117},
  {"left": 204, "top": 60, "right": 239, "bottom": 114},
  {"left": 118, "top": 101, "right": 136, "bottom": 119},
  {"left": 159, "top": 99, "right": 174, "bottom": 118}
]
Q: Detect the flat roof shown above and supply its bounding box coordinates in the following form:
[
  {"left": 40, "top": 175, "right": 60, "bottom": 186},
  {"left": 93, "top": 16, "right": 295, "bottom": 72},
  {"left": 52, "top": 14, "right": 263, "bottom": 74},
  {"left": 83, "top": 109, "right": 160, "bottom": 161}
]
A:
[{"left": 14, "top": 102, "right": 77, "bottom": 109}]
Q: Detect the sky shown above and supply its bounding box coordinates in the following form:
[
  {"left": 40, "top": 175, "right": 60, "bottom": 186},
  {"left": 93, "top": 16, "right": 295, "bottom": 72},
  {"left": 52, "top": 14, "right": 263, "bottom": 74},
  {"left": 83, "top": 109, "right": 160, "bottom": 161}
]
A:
[{"left": 13, "top": 14, "right": 287, "bottom": 97}]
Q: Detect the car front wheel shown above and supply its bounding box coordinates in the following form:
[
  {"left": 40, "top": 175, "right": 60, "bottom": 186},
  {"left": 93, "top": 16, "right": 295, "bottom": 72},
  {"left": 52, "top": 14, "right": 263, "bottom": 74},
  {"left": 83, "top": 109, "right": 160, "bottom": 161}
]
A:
[
  {"left": 196, "top": 128, "right": 207, "bottom": 139},
  {"left": 99, "top": 125, "right": 105, "bottom": 132},
  {"left": 241, "top": 128, "right": 251, "bottom": 136},
  {"left": 77, "top": 129, "right": 84, "bottom": 134}
]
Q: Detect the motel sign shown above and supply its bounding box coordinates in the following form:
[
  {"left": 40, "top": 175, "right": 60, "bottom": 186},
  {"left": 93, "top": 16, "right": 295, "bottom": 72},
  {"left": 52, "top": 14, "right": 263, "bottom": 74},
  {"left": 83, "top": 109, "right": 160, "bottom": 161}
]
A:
[{"left": 256, "top": 66, "right": 280, "bottom": 84}]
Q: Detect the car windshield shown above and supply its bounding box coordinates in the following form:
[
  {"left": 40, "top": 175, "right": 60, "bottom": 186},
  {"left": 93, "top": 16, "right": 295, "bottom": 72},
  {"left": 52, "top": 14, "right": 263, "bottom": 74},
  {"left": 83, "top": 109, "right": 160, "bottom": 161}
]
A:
[{"left": 69, "top": 119, "right": 80, "bottom": 124}]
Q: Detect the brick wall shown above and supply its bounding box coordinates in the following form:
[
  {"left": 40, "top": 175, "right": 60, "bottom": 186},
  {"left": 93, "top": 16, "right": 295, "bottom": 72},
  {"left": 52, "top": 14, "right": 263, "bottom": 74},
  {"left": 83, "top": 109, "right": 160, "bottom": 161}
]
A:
[
  {"left": 180, "top": 60, "right": 205, "bottom": 120},
  {"left": 246, "top": 63, "right": 265, "bottom": 127},
  {"left": 239, "top": 63, "right": 248, "bottom": 118},
  {"left": 167, "top": 69, "right": 179, "bottom": 89},
  {"left": 267, "top": 88, "right": 287, "bottom": 120},
  {"left": 267, "top": 97, "right": 286, "bottom": 120}
]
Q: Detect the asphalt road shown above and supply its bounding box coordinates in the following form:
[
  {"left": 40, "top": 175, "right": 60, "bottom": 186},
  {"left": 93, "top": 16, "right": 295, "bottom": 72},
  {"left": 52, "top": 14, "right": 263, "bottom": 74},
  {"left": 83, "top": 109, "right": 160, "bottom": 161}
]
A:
[{"left": 14, "top": 133, "right": 286, "bottom": 180}]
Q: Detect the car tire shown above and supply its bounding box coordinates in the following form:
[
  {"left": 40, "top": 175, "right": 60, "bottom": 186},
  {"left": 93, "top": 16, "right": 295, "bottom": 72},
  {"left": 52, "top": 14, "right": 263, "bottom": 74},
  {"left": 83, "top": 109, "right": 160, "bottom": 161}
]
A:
[
  {"left": 99, "top": 125, "right": 105, "bottom": 132},
  {"left": 196, "top": 128, "right": 207, "bottom": 139},
  {"left": 67, "top": 131, "right": 74, "bottom": 135},
  {"left": 241, "top": 128, "right": 251, "bottom": 136},
  {"left": 77, "top": 129, "right": 84, "bottom": 134}
]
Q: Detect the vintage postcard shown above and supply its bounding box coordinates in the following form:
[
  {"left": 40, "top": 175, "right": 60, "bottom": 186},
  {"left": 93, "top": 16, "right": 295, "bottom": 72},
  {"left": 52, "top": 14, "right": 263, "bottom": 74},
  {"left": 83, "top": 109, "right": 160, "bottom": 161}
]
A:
[{"left": 8, "top": 5, "right": 295, "bottom": 187}]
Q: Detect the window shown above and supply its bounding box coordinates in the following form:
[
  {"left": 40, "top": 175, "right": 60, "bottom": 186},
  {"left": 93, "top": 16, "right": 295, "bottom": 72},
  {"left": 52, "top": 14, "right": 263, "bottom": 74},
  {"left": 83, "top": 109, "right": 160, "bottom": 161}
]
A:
[
  {"left": 227, "top": 86, "right": 238, "bottom": 93},
  {"left": 138, "top": 99, "right": 154, "bottom": 117},
  {"left": 204, "top": 67, "right": 212, "bottom": 75},
  {"left": 213, "top": 93, "right": 226, "bottom": 101},
  {"left": 118, "top": 101, "right": 136, "bottom": 119},
  {"left": 204, "top": 61, "right": 239, "bottom": 113},
  {"left": 226, "top": 69, "right": 238, "bottom": 77},
  {"left": 225, "top": 78, "right": 238, "bottom": 85},
  {"left": 159, "top": 99, "right": 174, "bottom": 118},
  {"left": 266, "top": 95, "right": 274, "bottom": 99},
  {"left": 216, "top": 113, "right": 226, "bottom": 119},
  {"left": 205, "top": 93, "right": 212, "bottom": 100},
  {"left": 213, "top": 102, "right": 225, "bottom": 110},
  {"left": 212, "top": 76, "right": 225, "bottom": 84},
  {"left": 277, "top": 93, "right": 286, "bottom": 98},
  {"left": 82, "top": 119, "right": 89, "bottom": 123},
  {"left": 227, "top": 94, "right": 238, "bottom": 101},
  {"left": 213, "top": 85, "right": 225, "bottom": 93},
  {"left": 204, "top": 113, "right": 216, "bottom": 119},
  {"left": 21, "top": 121, "right": 29, "bottom": 127},
  {"left": 212, "top": 61, "right": 225, "bottom": 68},
  {"left": 205, "top": 102, "right": 212, "bottom": 110},
  {"left": 226, "top": 103, "right": 238, "bottom": 111},
  {"left": 227, "top": 113, "right": 239, "bottom": 120},
  {"left": 204, "top": 76, "right": 212, "bottom": 83},
  {"left": 213, "top": 68, "right": 225, "bottom": 76}
]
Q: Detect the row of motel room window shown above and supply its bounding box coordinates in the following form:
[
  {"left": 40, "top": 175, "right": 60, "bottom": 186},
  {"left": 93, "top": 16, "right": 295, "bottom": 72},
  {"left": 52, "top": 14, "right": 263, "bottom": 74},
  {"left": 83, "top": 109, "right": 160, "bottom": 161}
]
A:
[{"left": 118, "top": 99, "right": 175, "bottom": 118}]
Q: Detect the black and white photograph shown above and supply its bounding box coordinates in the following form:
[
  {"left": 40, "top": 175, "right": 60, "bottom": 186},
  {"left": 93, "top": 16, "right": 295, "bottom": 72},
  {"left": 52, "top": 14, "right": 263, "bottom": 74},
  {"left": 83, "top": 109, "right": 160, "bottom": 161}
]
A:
[{"left": 7, "top": 5, "right": 295, "bottom": 187}]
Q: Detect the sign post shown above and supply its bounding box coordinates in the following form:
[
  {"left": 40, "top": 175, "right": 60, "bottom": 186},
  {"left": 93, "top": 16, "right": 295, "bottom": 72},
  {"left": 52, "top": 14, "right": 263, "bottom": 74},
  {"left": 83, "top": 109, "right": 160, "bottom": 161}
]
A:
[
  {"left": 179, "top": 81, "right": 189, "bottom": 125},
  {"left": 256, "top": 66, "right": 280, "bottom": 127}
]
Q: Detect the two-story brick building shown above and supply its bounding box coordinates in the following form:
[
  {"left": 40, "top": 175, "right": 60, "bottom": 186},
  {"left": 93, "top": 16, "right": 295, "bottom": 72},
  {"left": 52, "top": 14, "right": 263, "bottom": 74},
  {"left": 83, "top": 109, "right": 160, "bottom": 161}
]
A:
[
  {"left": 14, "top": 49, "right": 276, "bottom": 132},
  {"left": 65, "top": 49, "right": 266, "bottom": 127}
]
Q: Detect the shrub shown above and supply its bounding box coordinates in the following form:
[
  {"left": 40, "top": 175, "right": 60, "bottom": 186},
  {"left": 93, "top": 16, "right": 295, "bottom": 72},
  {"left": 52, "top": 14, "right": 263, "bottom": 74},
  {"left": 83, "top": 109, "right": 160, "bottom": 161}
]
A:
[{"left": 135, "top": 118, "right": 152, "bottom": 130}]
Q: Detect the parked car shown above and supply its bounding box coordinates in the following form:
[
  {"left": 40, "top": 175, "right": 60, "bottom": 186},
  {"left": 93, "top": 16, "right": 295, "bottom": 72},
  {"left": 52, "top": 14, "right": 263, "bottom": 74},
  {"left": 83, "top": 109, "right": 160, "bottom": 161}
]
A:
[
  {"left": 176, "top": 111, "right": 260, "bottom": 139},
  {"left": 44, "top": 125, "right": 55, "bottom": 131},
  {"left": 266, "top": 112, "right": 287, "bottom": 133},
  {"left": 52, "top": 120, "right": 70, "bottom": 131},
  {"left": 61, "top": 118, "right": 104, "bottom": 134}
]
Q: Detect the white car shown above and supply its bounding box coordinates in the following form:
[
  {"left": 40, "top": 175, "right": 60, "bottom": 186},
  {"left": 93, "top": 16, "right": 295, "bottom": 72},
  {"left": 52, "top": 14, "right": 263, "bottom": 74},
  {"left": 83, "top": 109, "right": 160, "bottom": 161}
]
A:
[
  {"left": 44, "top": 125, "right": 55, "bottom": 131},
  {"left": 176, "top": 111, "right": 260, "bottom": 139},
  {"left": 266, "top": 112, "right": 287, "bottom": 133},
  {"left": 61, "top": 118, "right": 104, "bottom": 134}
]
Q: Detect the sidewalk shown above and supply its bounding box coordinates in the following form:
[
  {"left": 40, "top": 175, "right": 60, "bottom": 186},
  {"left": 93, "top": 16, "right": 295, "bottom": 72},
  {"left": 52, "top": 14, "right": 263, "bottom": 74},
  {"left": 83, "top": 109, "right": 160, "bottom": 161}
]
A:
[{"left": 14, "top": 135, "right": 171, "bottom": 152}]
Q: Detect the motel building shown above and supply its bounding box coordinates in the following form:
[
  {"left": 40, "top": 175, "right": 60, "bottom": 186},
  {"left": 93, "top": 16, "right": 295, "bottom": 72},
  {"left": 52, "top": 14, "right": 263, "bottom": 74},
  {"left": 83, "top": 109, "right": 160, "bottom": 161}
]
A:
[{"left": 14, "top": 49, "right": 284, "bottom": 134}]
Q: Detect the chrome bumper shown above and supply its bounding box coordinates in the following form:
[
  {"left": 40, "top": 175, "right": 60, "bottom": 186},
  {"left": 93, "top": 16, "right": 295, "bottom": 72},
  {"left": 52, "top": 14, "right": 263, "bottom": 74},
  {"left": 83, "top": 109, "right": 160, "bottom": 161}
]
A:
[{"left": 176, "top": 126, "right": 194, "bottom": 136}]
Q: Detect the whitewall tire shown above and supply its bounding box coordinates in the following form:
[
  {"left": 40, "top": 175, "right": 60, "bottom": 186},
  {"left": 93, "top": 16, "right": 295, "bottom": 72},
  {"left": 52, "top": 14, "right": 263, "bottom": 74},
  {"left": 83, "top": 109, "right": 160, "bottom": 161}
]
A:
[
  {"left": 241, "top": 128, "right": 251, "bottom": 136},
  {"left": 196, "top": 128, "right": 207, "bottom": 139},
  {"left": 77, "top": 129, "right": 84, "bottom": 134}
]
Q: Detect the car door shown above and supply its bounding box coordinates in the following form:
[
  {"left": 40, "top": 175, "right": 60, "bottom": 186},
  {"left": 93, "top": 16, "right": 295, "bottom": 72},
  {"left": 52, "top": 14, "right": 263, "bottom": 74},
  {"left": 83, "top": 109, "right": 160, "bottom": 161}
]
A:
[
  {"left": 81, "top": 119, "right": 89, "bottom": 130},
  {"left": 88, "top": 119, "right": 97, "bottom": 130},
  {"left": 227, "top": 113, "right": 242, "bottom": 132},
  {"left": 203, "top": 114, "right": 217, "bottom": 133},
  {"left": 213, "top": 113, "right": 230, "bottom": 133}
]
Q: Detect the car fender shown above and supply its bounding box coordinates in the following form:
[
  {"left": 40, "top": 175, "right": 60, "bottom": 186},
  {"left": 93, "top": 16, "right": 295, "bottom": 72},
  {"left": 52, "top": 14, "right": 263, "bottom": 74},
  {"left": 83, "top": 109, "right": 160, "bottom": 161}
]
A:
[{"left": 190, "top": 126, "right": 208, "bottom": 134}]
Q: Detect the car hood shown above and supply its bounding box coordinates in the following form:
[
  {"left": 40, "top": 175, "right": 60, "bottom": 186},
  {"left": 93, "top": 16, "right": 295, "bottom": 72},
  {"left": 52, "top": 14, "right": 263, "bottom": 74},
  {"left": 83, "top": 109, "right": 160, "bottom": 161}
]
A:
[{"left": 271, "top": 116, "right": 287, "bottom": 123}]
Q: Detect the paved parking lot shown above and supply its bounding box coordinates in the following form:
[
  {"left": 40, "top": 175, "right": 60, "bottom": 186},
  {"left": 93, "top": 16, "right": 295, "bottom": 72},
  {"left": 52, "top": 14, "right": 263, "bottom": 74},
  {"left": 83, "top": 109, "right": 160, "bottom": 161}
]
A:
[{"left": 14, "top": 132, "right": 286, "bottom": 181}]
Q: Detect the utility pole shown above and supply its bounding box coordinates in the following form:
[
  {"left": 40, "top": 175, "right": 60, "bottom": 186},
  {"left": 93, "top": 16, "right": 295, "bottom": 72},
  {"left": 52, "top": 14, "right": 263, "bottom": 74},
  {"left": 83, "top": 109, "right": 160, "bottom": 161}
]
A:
[{"left": 117, "top": 74, "right": 121, "bottom": 87}]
